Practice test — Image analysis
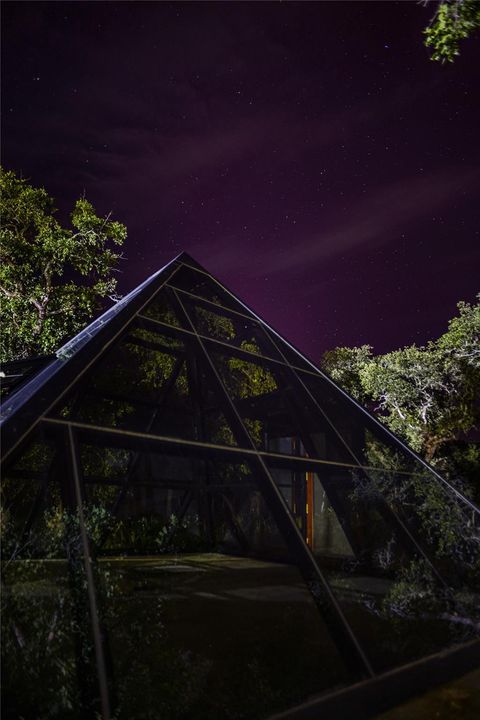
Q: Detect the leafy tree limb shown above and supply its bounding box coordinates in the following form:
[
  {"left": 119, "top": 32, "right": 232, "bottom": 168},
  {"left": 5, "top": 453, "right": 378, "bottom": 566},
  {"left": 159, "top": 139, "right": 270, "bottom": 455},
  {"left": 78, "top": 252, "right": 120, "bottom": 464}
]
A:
[
  {"left": 0, "top": 168, "right": 127, "bottom": 362},
  {"left": 423, "top": 0, "right": 480, "bottom": 63},
  {"left": 321, "top": 296, "right": 480, "bottom": 496}
]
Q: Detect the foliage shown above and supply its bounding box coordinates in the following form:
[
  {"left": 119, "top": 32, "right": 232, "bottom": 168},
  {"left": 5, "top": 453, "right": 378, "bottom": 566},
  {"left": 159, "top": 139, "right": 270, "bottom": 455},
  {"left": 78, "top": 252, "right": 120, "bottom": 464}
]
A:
[
  {"left": 227, "top": 355, "right": 277, "bottom": 400},
  {"left": 382, "top": 559, "right": 444, "bottom": 618},
  {"left": 195, "top": 306, "right": 236, "bottom": 341},
  {"left": 1, "top": 457, "right": 211, "bottom": 718},
  {"left": 323, "top": 297, "right": 480, "bottom": 630},
  {"left": 380, "top": 558, "right": 480, "bottom": 634},
  {"left": 128, "top": 328, "right": 189, "bottom": 394},
  {"left": 0, "top": 167, "right": 126, "bottom": 361},
  {"left": 1, "top": 530, "right": 211, "bottom": 719},
  {"left": 360, "top": 343, "right": 472, "bottom": 459},
  {"left": 424, "top": 0, "right": 480, "bottom": 62},
  {"left": 352, "top": 457, "right": 480, "bottom": 569},
  {"left": 41, "top": 505, "right": 203, "bottom": 557},
  {"left": 321, "top": 296, "right": 480, "bottom": 498},
  {"left": 321, "top": 344, "right": 373, "bottom": 402},
  {"left": 142, "top": 291, "right": 181, "bottom": 327},
  {"left": 1, "top": 560, "right": 85, "bottom": 718}
]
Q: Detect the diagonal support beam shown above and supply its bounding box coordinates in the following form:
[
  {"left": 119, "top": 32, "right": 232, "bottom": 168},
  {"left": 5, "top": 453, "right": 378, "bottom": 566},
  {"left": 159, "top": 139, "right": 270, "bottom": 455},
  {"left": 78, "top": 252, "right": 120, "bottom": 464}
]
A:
[
  {"left": 170, "top": 287, "right": 374, "bottom": 681},
  {"left": 96, "top": 356, "right": 186, "bottom": 551},
  {"left": 263, "top": 331, "right": 451, "bottom": 589}
]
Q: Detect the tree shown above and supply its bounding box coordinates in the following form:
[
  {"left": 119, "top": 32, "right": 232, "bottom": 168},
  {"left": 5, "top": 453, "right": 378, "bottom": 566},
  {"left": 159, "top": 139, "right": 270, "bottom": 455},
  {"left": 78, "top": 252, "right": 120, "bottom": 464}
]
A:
[
  {"left": 321, "top": 296, "right": 480, "bottom": 497},
  {"left": 0, "top": 168, "right": 127, "bottom": 362},
  {"left": 320, "top": 344, "right": 373, "bottom": 403},
  {"left": 424, "top": 0, "right": 480, "bottom": 63}
]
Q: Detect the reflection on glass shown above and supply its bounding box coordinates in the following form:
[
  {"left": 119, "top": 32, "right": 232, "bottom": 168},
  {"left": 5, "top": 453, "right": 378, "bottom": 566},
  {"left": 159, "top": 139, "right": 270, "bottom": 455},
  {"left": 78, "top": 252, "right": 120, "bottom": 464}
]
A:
[
  {"left": 140, "top": 288, "right": 181, "bottom": 327},
  {"left": 3, "top": 256, "right": 480, "bottom": 718},
  {"left": 259, "top": 328, "right": 316, "bottom": 372},
  {"left": 186, "top": 301, "right": 282, "bottom": 361},
  {"left": 74, "top": 445, "right": 349, "bottom": 718},
  {"left": 50, "top": 330, "right": 238, "bottom": 447},
  {"left": 297, "top": 372, "right": 423, "bottom": 473},
  {"left": 271, "top": 465, "right": 353, "bottom": 557},
  {"left": 210, "top": 350, "right": 359, "bottom": 464},
  {"left": 167, "top": 265, "right": 234, "bottom": 308},
  {"left": 1, "top": 435, "right": 94, "bottom": 718},
  {"left": 267, "top": 455, "right": 480, "bottom": 674}
]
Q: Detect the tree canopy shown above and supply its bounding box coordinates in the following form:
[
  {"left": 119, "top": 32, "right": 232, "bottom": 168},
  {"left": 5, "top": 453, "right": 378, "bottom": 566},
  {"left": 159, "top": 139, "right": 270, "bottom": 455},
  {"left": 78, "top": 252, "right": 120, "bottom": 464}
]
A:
[
  {"left": 424, "top": 0, "right": 480, "bottom": 62},
  {"left": 322, "top": 296, "right": 480, "bottom": 497},
  {"left": 0, "top": 168, "right": 127, "bottom": 362}
]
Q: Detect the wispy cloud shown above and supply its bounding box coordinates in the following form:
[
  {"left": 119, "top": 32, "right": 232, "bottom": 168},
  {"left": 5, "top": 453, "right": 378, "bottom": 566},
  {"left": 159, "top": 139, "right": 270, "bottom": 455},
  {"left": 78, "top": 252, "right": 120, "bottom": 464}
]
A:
[{"left": 211, "top": 166, "right": 479, "bottom": 277}]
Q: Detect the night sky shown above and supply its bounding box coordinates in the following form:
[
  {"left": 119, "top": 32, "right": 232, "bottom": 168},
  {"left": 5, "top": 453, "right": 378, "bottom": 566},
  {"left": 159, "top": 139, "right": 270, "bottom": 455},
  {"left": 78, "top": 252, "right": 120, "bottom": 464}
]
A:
[{"left": 2, "top": 1, "right": 479, "bottom": 362}]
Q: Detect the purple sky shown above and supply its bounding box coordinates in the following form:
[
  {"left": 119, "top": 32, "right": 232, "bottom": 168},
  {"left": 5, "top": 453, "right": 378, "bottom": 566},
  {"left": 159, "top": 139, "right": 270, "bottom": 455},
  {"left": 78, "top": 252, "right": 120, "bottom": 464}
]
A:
[{"left": 2, "top": 1, "right": 479, "bottom": 361}]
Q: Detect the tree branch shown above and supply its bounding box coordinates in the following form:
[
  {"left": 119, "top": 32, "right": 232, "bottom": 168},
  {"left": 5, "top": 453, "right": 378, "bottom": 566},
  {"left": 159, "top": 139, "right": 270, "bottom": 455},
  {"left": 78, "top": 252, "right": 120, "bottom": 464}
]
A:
[{"left": 0, "top": 284, "right": 21, "bottom": 300}]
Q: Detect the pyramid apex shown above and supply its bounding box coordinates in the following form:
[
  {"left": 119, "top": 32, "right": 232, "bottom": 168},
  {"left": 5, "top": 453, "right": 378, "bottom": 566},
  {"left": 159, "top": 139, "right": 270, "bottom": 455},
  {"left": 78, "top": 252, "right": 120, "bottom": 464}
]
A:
[{"left": 175, "top": 251, "right": 208, "bottom": 272}]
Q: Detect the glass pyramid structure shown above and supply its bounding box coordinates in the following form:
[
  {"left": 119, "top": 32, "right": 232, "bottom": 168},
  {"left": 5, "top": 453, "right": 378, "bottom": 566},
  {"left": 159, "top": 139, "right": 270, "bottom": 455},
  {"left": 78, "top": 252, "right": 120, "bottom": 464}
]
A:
[{"left": 1, "top": 252, "right": 479, "bottom": 720}]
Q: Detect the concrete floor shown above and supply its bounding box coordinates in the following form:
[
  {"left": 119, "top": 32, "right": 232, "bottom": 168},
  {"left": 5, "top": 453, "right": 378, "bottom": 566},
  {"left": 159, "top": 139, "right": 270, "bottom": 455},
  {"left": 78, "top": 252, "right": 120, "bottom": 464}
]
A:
[
  {"left": 375, "top": 668, "right": 480, "bottom": 720},
  {"left": 8, "top": 552, "right": 477, "bottom": 718},
  {"left": 125, "top": 554, "right": 480, "bottom": 719},
  {"left": 102, "top": 553, "right": 480, "bottom": 719}
]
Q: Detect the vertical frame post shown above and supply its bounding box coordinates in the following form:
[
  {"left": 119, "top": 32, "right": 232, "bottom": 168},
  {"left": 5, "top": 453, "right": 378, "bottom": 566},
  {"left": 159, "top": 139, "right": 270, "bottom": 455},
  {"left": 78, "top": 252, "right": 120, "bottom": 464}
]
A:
[{"left": 67, "top": 424, "right": 111, "bottom": 720}]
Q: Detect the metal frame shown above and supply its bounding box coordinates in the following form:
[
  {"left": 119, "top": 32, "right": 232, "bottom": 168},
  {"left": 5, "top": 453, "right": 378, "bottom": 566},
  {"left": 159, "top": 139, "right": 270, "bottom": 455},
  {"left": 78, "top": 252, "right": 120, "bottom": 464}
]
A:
[
  {"left": 0, "top": 255, "right": 183, "bottom": 463},
  {"left": 2, "top": 251, "right": 479, "bottom": 719},
  {"left": 171, "top": 285, "right": 374, "bottom": 678},
  {"left": 267, "top": 638, "right": 480, "bottom": 720},
  {"left": 67, "top": 425, "right": 111, "bottom": 719}
]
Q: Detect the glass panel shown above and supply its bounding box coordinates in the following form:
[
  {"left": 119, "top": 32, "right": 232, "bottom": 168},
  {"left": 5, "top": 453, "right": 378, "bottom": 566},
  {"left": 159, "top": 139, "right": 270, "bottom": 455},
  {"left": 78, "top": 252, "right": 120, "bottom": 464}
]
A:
[
  {"left": 271, "top": 465, "right": 354, "bottom": 557},
  {"left": 357, "top": 465, "right": 480, "bottom": 587},
  {"left": 259, "top": 327, "right": 317, "bottom": 372},
  {"left": 267, "top": 457, "right": 480, "bottom": 674},
  {"left": 311, "top": 473, "right": 354, "bottom": 556},
  {"left": 80, "top": 447, "right": 287, "bottom": 559},
  {"left": 185, "top": 297, "right": 283, "bottom": 360},
  {"left": 278, "top": 369, "right": 480, "bottom": 586},
  {"left": 297, "top": 371, "right": 426, "bottom": 473},
  {"left": 75, "top": 443, "right": 350, "bottom": 718},
  {"left": 50, "top": 328, "right": 238, "bottom": 447},
  {"left": 209, "top": 349, "right": 357, "bottom": 463},
  {"left": 140, "top": 287, "right": 182, "bottom": 327},
  {"left": 168, "top": 265, "right": 316, "bottom": 372},
  {"left": 1, "top": 433, "right": 96, "bottom": 718},
  {"left": 168, "top": 263, "right": 249, "bottom": 314}
]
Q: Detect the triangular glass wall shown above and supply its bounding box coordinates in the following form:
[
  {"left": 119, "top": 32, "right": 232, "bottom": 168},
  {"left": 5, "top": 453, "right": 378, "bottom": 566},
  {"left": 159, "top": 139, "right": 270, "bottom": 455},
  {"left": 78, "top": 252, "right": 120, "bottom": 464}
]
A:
[{"left": 1, "top": 252, "right": 479, "bottom": 720}]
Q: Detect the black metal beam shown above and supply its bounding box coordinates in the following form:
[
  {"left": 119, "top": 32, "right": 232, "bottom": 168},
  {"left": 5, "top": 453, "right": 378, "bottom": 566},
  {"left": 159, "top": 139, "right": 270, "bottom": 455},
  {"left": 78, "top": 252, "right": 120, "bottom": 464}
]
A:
[
  {"left": 1, "top": 259, "right": 182, "bottom": 464},
  {"left": 275, "top": 378, "right": 363, "bottom": 556},
  {"left": 82, "top": 478, "right": 256, "bottom": 491},
  {"left": 136, "top": 312, "right": 289, "bottom": 369},
  {"left": 166, "top": 284, "right": 257, "bottom": 323},
  {"left": 67, "top": 424, "right": 111, "bottom": 720},
  {"left": 124, "top": 333, "right": 182, "bottom": 356},
  {"left": 42, "top": 416, "right": 421, "bottom": 477},
  {"left": 264, "top": 336, "right": 452, "bottom": 589},
  {"left": 170, "top": 287, "right": 374, "bottom": 681},
  {"left": 174, "top": 255, "right": 480, "bottom": 517},
  {"left": 267, "top": 638, "right": 480, "bottom": 720},
  {"left": 96, "top": 356, "right": 186, "bottom": 550}
]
